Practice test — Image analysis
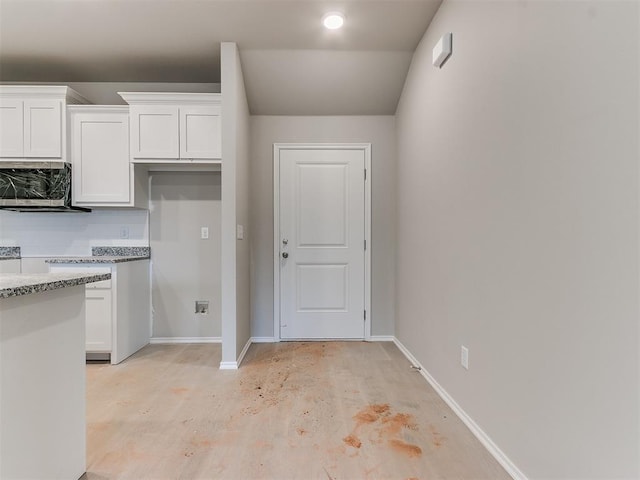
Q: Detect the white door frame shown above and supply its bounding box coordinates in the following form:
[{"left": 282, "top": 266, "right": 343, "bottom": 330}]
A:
[{"left": 273, "top": 143, "right": 372, "bottom": 341}]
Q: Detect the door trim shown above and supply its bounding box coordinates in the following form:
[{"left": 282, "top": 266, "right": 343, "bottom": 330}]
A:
[{"left": 273, "top": 143, "right": 372, "bottom": 341}]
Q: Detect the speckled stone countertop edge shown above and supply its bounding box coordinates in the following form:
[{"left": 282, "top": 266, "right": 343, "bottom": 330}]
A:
[
  {"left": 45, "top": 246, "right": 151, "bottom": 264},
  {"left": 0, "top": 272, "right": 112, "bottom": 299},
  {"left": 46, "top": 255, "right": 150, "bottom": 264},
  {"left": 0, "top": 247, "right": 21, "bottom": 260},
  {"left": 92, "top": 246, "right": 150, "bottom": 257}
]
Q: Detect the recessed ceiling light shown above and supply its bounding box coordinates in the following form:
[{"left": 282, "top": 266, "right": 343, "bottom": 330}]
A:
[{"left": 322, "top": 12, "right": 345, "bottom": 30}]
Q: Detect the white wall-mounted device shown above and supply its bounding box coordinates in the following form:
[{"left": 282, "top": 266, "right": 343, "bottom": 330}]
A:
[{"left": 432, "top": 32, "right": 453, "bottom": 68}]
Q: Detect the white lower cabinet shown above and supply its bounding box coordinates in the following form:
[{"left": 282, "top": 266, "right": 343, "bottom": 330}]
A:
[
  {"left": 85, "top": 286, "right": 112, "bottom": 352},
  {"left": 0, "top": 259, "right": 21, "bottom": 273},
  {"left": 49, "top": 261, "right": 150, "bottom": 364}
]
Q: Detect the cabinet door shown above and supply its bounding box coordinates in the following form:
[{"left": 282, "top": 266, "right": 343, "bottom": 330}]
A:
[
  {"left": 0, "top": 259, "right": 21, "bottom": 273},
  {"left": 72, "top": 112, "right": 131, "bottom": 204},
  {"left": 130, "top": 105, "right": 179, "bottom": 159},
  {"left": 86, "top": 288, "right": 112, "bottom": 352},
  {"left": 23, "top": 100, "right": 62, "bottom": 158},
  {"left": 179, "top": 105, "right": 221, "bottom": 159},
  {"left": 0, "top": 99, "right": 24, "bottom": 157}
]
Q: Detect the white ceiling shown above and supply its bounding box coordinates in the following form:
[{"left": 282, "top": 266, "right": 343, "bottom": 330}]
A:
[{"left": 0, "top": 0, "right": 443, "bottom": 114}]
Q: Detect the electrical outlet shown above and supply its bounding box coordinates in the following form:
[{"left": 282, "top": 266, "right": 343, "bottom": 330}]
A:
[
  {"left": 120, "top": 227, "right": 129, "bottom": 239},
  {"left": 201, "top": 227, "right": 209, "bottom": 239},
  {"left": 195, "top": 301, "right": 209, "bottom": 314},
  {"left": 461, "top": 346, "right": 469, "bottom": 370}
]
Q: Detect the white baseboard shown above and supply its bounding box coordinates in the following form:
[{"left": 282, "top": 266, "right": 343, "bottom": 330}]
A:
[
  {"left": 236, "top": 337, "right": 252, "bottom": 367},
  {"left": 219, "top": 337, "right": 253, "bottom": 370},
  {"left": 369, "top": 335, "right": 395, "bottom": 342},
  {"left": 251, "top": 336, "right": 276, "bottom": 343},
  {"left": 392, "top": 337, "right": 527, "bottom": 480},
  {"left": 150, "top": 337, "right": 221, "bottom": 344},
  {"left": 219, "top": 361, "right": 238, "bottom": 370}
]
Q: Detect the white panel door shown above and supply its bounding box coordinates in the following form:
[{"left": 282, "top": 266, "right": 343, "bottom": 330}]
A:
[
  {"left": 179, "top": 106, "right": 221, "bottom": 159},
  {"left": 23, "top": 100, "right": 62, "bottom": 158},
  {"left": 130, "top": 105, "right": 179, "bottom": 159},
  {"left": 279, "top": 147, "right": 365, "bottom": 339},
  {"left": 0, "top": 99, "right": 24, "bottom": 157}
]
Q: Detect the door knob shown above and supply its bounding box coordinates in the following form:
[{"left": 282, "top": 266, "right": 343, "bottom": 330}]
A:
[{"left": 282, "top": 252, "right": 289, "bottom": 259}]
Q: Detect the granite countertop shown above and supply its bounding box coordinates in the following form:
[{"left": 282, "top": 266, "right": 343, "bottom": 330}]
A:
[
  {"left": 45, "top": 246, "right": 150, "bottom": 264},
  {"left": 0, "top": 247, "right": 21, "bottom": 261},
  {"left": 46, "top": 255, "right": 149, "bottom": 264},
  {"left": 0, "top": 272, "right": 112, "bottom": 299},
  {"left": 0, "top": 247, "right": 150, "bottom": 264}
]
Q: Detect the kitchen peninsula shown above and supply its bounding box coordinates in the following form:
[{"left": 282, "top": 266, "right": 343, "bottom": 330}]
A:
[{"left": 0, "top": 272, "right": 110, "bottom": 480}]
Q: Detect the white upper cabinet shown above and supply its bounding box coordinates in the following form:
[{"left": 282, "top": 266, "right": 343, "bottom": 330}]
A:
[
  {"left": 119, "top": 92, "right": 221, "bottom": 163},
  {"left": 179, "top": 106, "right": 221, "bottom": 159},
  {"left": 69, "top": 106, "right": 133, "bottom": 206},
  {"left": 130, "top": 105, "right": 179, "bottom": 159},
  {"left": 0, "top": 86, "right": 88, "bottom": 161},
  {"left": 68, "top": 105, "right": 148, "bottom": 208},
  {"left": 0, "top": 99, "right": 24, "bottom": 157},
  {"left": 23, "top": 100, "right": 62, "bottom": 157}
]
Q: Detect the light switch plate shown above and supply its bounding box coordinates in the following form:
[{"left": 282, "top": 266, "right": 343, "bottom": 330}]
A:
[
  {"left": 201, "top": 227, "right": 209, "bottom": 239},
  {"left": 236, "top": 224, "right": 244, "bottom": 240},
  {"left": 461, "top": 345, "right": 469, "bottom": 370}
]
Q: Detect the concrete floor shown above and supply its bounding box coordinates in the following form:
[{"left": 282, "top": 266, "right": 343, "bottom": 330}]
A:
[{"left": 83, "top": 342, "right": 510, "bottom": 479}]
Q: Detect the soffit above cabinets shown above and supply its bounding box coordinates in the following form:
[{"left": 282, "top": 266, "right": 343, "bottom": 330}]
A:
[{"left": 0, "top": 0, "right": 443, "bottom": 115}]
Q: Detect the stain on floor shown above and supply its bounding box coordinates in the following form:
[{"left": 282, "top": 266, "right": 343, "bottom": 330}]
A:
[
  {"left": 343, "top": 404, "right": 423, "bottom": 459},
  {"left": 84, "top": 342, "right": 511, "bottom": 480}
]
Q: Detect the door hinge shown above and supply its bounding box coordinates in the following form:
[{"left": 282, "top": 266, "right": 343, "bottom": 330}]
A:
[
  {"left": 364, "top": 168, "right": 367, "bottom": 180},
  {"left": 364, "top": 310, "right": 367, "bottom": 321},
  {"left": 364, "top": 239, "right": 366, "bottom": 250}
]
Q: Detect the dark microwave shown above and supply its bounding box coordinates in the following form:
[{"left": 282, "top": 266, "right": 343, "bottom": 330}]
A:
[{"left": 0, "top": 162, "right": 89, "bottom": 212}]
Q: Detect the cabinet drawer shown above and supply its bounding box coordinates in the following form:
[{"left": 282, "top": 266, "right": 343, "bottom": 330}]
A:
[
  {"left": 49, "top": 265, "right": 112, "bottom": 289},
  {"left": 86, "top": 278, "right": 111, "bottom": 289}
]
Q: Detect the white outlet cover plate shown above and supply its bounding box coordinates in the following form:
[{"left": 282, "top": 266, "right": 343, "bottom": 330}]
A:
[
  {"left": 201, "top": 227, "right": 209, "bottom": 239},
  {"left": 433, "top": 32, "right": 452, "bottom": 67}
]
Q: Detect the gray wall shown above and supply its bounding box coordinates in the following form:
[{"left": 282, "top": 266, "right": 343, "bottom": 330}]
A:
[
  {"left": 220, "top": 42, "right": 252, "bottom": 365},
  {"left": 395, "top": 1, "right": 639, "bottom": 478},
  {"left": 149, "top": 172, "right": 221, "bottom": 339},
  {"left": 250, "top": 116, "right": 396, "bottom": 338},
  {"left": 234, "top": 48, "right": 252, "bottom": 358}
]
